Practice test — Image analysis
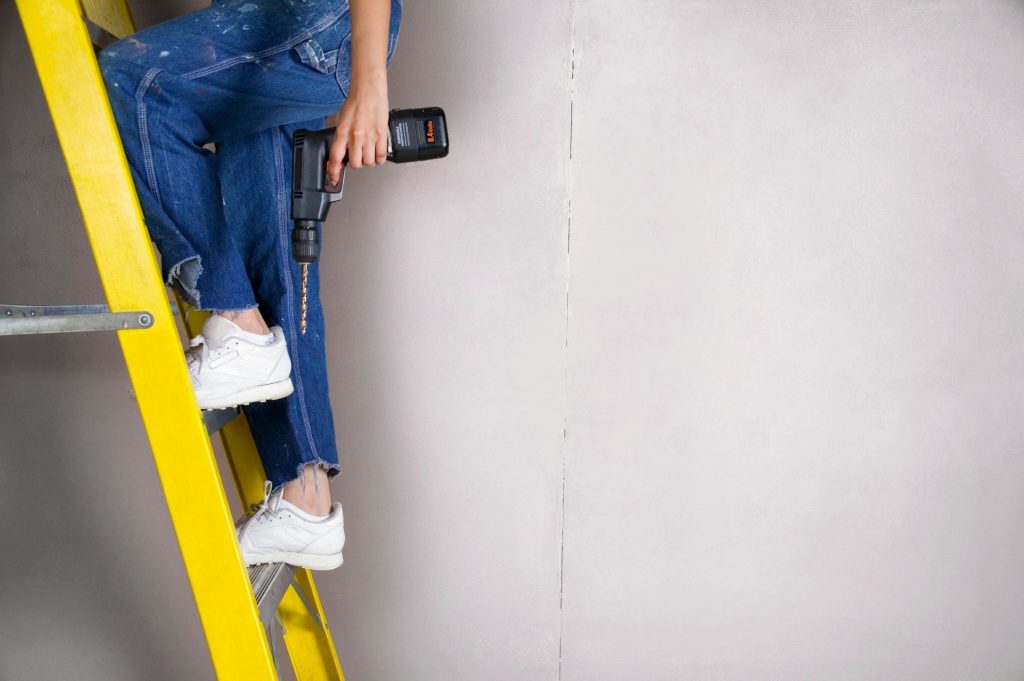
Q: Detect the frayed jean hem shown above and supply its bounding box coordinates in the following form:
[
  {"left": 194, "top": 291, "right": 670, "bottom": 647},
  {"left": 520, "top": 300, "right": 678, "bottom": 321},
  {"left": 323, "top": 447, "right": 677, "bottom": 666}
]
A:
[
  {"left": 166, "top": 254, "right": 259, "bottom": 313},
  {"left": 269, "top": 459, "right": 342, "bottom": 496}
]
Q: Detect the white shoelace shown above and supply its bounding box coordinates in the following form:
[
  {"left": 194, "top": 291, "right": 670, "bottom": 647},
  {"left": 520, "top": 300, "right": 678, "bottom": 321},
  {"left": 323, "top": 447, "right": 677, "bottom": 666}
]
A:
[{"left": 237, "top": 481, "right": 281, "bottom": 539}]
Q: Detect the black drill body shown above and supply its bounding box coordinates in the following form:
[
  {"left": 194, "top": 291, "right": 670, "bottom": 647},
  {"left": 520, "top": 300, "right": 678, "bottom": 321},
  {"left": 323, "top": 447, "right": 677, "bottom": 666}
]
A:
[{"left": 290, "top": 107, "right": 448, "bottom": 265}]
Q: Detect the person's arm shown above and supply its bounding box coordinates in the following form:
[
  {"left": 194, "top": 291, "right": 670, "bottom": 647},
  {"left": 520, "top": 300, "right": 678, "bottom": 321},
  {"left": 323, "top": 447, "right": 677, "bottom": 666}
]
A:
[{"left": 326, "top": 0, "right": 392, "bottom": 182}]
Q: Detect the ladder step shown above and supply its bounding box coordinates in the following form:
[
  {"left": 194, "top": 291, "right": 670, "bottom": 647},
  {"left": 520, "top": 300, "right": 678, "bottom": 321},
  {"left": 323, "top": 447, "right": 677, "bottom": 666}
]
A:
[
  {"left": 250, "top": 562, "right": 297, "bottom": 618},
  {"left": 249, "top": 563, "right": 295, "bottom": 676},
  {"left": 248, "top": 561, "right": 326, "bottom": 677},
  {"left": 249, "top": 562, "right": 322, "bottom": 627},
  {"left": 203, "top": 407, "right": 240, "bottom": 435}
]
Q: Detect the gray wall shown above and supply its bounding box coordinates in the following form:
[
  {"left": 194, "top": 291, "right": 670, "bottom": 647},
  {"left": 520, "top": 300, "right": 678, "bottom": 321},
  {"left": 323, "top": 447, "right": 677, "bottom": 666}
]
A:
[{"left": 2, "top": 1, "right": 1023, "bottom": 679}]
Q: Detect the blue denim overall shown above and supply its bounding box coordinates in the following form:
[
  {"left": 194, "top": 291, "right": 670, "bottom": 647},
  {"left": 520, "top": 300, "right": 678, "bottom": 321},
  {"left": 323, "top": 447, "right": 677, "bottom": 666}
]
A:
[{"left": 98, "top": 0, "right": 402, "bottom": 488}]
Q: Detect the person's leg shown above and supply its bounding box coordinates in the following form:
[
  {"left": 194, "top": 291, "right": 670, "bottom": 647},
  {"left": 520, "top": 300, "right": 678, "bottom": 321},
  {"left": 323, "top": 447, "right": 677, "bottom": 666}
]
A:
[
  {"left": 215, "top": 120, "right": 340, "bottom": 511},
  {"left": 284, "top": 464, "right": 332, "bottom": 515},
  {"left": 98, "top": 35, "right": 259, "bottom": 314},
  {"left": 215, "top": 122, "right": 343, "bottom": 566},
  {"left": 211, "top": 0, "right": 403, "bottom": 503},
  {"left": 95, "top": 1, "right": 403, "bottom": 568},
  {"left": 97, "top": 1, "right": 356, "bottom": 409}
]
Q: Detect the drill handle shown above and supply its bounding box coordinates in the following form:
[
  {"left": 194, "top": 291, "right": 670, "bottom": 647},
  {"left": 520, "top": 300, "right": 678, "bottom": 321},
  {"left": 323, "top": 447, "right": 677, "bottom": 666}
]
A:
[{"left": 292, "top": 128, "right": 344, "bottom": 224}]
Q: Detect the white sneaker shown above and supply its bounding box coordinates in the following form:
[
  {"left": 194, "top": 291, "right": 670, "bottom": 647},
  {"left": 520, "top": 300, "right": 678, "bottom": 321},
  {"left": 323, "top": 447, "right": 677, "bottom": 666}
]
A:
[
  {"left": 236, "top": 481, "right": 345, "bottom": 570},
  {"left": 185, "top": 315, "right": 294, "bottom": 411}
]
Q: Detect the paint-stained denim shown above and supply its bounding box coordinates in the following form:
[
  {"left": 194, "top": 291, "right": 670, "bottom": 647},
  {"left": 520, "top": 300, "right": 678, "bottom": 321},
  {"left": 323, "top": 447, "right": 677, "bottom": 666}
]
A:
[{"left": 98, "top": 0, "right": 402, "bottom": 487}]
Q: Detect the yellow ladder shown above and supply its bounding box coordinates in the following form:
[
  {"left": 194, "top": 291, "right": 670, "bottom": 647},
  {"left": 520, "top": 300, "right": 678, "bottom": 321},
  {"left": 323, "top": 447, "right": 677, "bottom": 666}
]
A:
[{"left": 10, "top": 1, "right": 347, "bottom": 678}]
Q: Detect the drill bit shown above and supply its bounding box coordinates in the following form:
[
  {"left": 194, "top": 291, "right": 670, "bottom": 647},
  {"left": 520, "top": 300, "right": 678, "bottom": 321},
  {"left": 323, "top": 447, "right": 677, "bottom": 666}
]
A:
[{"left": 300, "top": 263, "right": 309, "bottom": 334}]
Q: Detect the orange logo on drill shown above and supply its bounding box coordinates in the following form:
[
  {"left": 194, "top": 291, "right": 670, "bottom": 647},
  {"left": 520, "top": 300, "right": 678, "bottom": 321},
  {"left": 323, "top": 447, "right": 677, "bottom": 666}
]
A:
[{"left": 425, "top": 119, "right": 436, "bottom": 144}]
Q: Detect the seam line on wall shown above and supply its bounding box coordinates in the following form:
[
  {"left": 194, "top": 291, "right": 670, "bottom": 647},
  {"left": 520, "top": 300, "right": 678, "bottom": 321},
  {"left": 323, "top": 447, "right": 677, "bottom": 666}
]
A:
[{"left": 557, "top": 0, "right": 578, "bottom": 678}]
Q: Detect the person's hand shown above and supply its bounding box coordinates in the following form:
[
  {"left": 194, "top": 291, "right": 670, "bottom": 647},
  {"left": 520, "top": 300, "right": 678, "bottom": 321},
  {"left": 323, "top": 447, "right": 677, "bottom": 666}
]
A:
[{"left": 325, "top": 74, "right": 389, "bottom": 186}]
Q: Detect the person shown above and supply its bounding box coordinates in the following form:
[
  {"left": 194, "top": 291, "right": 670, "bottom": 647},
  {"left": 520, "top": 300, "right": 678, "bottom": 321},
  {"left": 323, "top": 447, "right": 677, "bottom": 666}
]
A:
[{"left": 97, "top": 0, "right": 402, "bottom": 570}]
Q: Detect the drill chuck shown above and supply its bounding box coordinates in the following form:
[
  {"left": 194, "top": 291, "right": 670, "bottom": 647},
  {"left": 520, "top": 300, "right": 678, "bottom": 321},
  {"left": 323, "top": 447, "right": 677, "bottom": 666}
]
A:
[{"left": 291, "top": 220, "right": 321, "bottom": 264}]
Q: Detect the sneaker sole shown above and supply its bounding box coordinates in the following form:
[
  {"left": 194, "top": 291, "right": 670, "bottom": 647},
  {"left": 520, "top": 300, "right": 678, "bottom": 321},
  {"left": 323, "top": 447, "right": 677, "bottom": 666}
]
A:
[
  {"left": 198, "top": 378, "right": 295, "bottom": 411},
  {"left": 245, "top": 551, "right": 344, "bottom": 571}
]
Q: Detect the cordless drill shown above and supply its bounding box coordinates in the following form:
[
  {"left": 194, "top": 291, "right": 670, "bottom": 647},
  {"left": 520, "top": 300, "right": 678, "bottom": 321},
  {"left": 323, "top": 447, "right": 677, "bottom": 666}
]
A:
[{"left": 291, "top": 107, "right": 449, "bottom": 333}]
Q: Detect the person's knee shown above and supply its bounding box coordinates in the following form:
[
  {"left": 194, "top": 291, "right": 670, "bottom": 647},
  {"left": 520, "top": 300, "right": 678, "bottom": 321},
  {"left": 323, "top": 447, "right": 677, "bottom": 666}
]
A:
[{"left": 97, "top": 42, "right": 148, "bottom": 106}]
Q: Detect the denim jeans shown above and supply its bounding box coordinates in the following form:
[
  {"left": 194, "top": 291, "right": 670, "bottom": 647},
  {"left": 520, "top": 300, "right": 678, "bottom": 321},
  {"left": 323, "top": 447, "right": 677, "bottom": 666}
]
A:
[{"left": 98, "top": 0, "right": 402, "bottom": 489}]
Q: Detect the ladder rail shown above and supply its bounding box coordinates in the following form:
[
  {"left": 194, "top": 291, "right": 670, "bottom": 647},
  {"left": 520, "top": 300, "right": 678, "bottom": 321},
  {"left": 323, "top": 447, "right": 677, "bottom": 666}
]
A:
[
  {"left": 79, "top": 0, "right": 135, "bottom": 40},
  {"left": 12, "top": 0, "right": 349, "bottom": 677},
  {"left": 13, "top": 0, "right": 278, "bottom": 677}
]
